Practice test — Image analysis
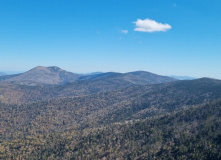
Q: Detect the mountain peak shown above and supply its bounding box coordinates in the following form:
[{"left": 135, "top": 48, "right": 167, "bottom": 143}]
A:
[
  {"left": 31, "top": 66, "right": 61, "bottom": 71},
  {"left": 47, "top": 66, "right": 63, "bottom": 72},
  {"left": 32, "top": 66, "right": 47, "bottom": 70},
  {"left": 29, "top": 66, "right": 51, "bottom": 73},
  {"left": 28, "top": 66, "right": 67, "bottom": 75},
  {"left": 4, "top": 66, "right": 80, "bottom": 85}
]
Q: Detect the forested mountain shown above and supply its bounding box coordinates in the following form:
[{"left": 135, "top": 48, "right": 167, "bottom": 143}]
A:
[
  {"left": 28, "top": 98, "right": 221, "bottom": 160},
  {"left": 0, "top": 67, "right": 220, "bottom": 159},
  {"left": 0, "top": 66, "right": 176, "bottom": 85},
  {"left": 0, "top": 66, "right": 176, "bottom": 104},
  {"left": 1, "top": 78, "right": 221, "bottom": 140},
  {"left": 1, "top": 98, "right": 221, "bottom": 159},
  {"left": 78, "top": 71, "right": 176, "bottom": 85},
  {"left": 1, "top": 66, "right": 81, "bottom": 85}
]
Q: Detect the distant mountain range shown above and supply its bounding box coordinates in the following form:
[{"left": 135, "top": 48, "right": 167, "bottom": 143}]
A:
[
  {"left": 171, "top": 75, "right": 196, "bottom": 80},
  {"left": 0, "top": 66, "right": 176, "bottom": 85}
]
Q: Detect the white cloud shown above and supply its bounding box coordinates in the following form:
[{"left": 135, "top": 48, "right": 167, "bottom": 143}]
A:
[
  {"left": 121, "top": 30, "right": 128, "bottom": 34},
  {"left": 134, "top": 18, "right": 172, "bottom": 32}
]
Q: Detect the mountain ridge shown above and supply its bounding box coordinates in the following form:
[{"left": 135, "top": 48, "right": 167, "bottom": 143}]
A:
[
  {"left": 0, "top": 71, "right": 221, "bottom": 159},
  {"left": 0, "top": 66, "right": 177, "bottom": 85}
]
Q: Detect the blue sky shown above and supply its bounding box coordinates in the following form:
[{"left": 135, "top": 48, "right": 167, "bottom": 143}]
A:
[{"left": 0, "top": 0, "right": 221, "bottom": 79}]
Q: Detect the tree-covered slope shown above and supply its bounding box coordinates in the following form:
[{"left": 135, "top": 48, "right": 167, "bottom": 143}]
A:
[
  {"left": 1, "top": 98, "right": 221, "bottom": 159},
  {"left": 1, "top": 78, "right": 221, "bottom": 159},
  {"left": 1, "top": 78, "right": 221, "bottom": 140},
  {"left": 26, "top": 99, "right": 221, "bottom": 160}
]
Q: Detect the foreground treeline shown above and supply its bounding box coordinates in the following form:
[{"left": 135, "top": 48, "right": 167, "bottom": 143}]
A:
[
  {"left": 1, "top": 99, "right": 221, "bottom": 160},
  {"left": 1, "top": 78, "right": 221, "bottom": 140}
]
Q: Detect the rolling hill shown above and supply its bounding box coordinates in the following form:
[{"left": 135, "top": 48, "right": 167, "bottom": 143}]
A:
[
  {"left": 27, "top": 98, "right": 221, "bottom": 160},
  {"left": 1, "top": 78, "right": 221, "bottom": 140},
  {"left": 1, "top": 90, "right": 221, "bottom": 159},
  {"left": 0, "top": 66, "right": 220, "bottom": 159},
  {"left": 78, "top": 71, "right": 176, "bottom": 85}
]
